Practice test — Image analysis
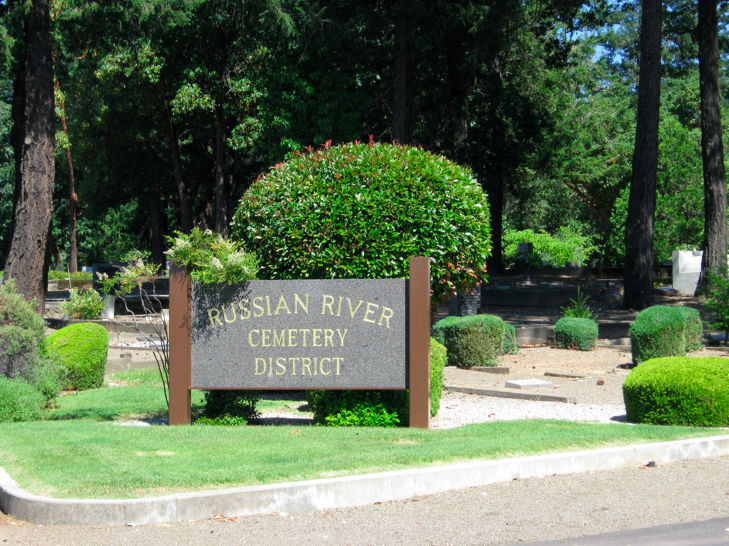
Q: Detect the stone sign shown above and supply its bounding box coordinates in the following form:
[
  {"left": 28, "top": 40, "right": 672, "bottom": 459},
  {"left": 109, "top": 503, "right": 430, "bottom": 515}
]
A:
[
  {"left": 168, "top": 257, "right": 432, "bottom": 427},
  {"left": 190, "top": 279, "right": 407, "bottom": 389}
]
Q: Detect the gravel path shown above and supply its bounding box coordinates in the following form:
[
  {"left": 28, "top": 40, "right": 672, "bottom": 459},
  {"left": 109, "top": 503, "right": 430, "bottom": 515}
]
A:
[{"left": 431, "top": 391, "right": 626, "bottom": 428}]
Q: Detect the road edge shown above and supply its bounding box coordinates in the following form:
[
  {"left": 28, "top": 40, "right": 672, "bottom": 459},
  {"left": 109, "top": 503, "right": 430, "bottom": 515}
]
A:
[{"left": 2, "top": 434, "right": 729, "bottom": 526}]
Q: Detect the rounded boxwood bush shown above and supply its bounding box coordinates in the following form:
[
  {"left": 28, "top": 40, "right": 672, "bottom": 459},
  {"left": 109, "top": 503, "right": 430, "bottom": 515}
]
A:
[
  {"left": 623, "top": 356, "right": 729, "bottom": 426},
  {"left": 501, "top": 322, "right": 519, "bottom": 355},
  {"left": 432, "top": 314, "right": 505, "bottom": 367},
  {"left": 307, "top": 337, "right": 447, "bottom": 426},
  {"left": 630, "top": 306, "right": 693, "bottom": 364},
  {"left": 0, "top": 376, "right": 45, "bottom": 422},
  {"left": 46, "top": 322, "right": 109, "bottom": 390},
  {"left": 231, "top": 142, "right": 491, "bottom": 304},
  {"left": 675, "top": 306, "right": 703, "bottom": 352},
  {"left": 554, "top": 317, "right": 598, "bottom": 351}
]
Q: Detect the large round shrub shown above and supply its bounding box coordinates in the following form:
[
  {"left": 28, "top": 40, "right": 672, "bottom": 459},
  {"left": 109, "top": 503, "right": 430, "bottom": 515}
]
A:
[
  {"left": 46, "top": 323, "right": 109, "bottom": 390},
  {"left": 630, "top": 305, "right": 699, "bottom": 364},
  {"left": 432, "top": 314, "right": 505, "bottom": 367},
  {"left": 0, "top": 376, "right": 45, "bottom": 422},
  {"left": 623, "top": 357, "right": 729, "bottom": 426},
  {"left": 232, "top": 142, "right": 491, "bottom": 303}
]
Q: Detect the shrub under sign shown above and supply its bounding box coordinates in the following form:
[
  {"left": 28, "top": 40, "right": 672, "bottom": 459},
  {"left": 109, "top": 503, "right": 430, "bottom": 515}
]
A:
[{"left": 169, "top": 257, "right": 432, "bottom": 427}]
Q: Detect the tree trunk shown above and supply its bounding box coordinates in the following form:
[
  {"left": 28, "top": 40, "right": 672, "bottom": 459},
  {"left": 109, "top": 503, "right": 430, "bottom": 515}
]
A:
[
  {"left": 392, "top": 0, "right": 415, "bottom": 144},
  {"left": 148, "top": 193, "right": 165, "bottom": 267},
  {"left": 698, "top": 0, "right": 727, "bottom": 289},
  {"left": 214, "top": 102, "right": 229, "bottom": 236},
  {"left": 54, "top": 75, "right": 78, "bottom": 273},
  {"left": 623, "top": 0, "right": 661, "bottom": 310},
  {"left": 165, "top": 101, "right": 193, "bottom": 233},
  {"left": 5, "top": 0, "right": 55, "bottom": 312},
  {"left": 484, "top": 175, "right": 505, "bottom": 275}
]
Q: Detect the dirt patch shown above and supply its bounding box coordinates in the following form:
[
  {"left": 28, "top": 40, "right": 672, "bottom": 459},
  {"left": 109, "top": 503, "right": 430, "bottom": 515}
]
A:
[{"left": 445, "top": 345, "right": 729, "bottom": 407}]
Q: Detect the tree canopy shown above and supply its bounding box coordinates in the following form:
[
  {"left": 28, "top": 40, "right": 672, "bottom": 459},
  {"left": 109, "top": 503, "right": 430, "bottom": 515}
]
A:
[{"left": 0, "top": 0, "right": 727, "bottom": 300}]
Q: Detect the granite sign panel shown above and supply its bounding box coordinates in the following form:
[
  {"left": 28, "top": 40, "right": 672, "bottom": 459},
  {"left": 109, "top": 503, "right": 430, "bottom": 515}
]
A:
[{"left": 190, "top": 278, "right": 407, "bottom": 389}]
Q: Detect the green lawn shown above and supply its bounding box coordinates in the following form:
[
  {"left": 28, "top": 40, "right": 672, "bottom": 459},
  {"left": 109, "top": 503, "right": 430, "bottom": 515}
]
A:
[
  {"left": 0, "top": 375, "right": 723, "bottom": 500},
  {"left": 0, "top": 378, "right": 722, "bottom": 499},
  {"left": 0, "top": 420, "right": 720, "bottom": 499}
]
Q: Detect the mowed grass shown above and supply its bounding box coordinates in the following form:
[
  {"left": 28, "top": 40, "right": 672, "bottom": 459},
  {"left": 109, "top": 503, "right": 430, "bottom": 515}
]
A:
[
  {"left": 0, "top": 375, "right": 722, "bottom": 500},
  {"left": 0, "top": 418, "right": 720, "bottom": 499},
  {"left": 49, "top": 370, "right": 305, "bottom": 421}
]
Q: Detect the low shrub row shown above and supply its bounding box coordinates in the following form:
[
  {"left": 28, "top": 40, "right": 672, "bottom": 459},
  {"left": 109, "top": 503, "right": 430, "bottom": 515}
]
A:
[
  {"left": 0, "top": 281, "right": 66, "bottom": 422},
  {"left": 630, "top": 305, "right": 703, "bottom": 364},
  {"left": 431, "top": 314, "right": 518, "bottom": 368}
]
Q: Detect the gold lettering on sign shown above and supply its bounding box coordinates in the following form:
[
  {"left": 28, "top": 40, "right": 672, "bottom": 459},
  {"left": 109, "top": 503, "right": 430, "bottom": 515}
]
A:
[
  {"left": 320, "top": 294, "right": 335, "bottom": 315},
  {"left": 247, "top": 328, "right": 348, "bottom": 348},
  {"left": 238, "top": 299, "right": 251, "bottom": 319},
  {"left": 347, "top": 298, "right": 364, "bottom": 319},
  {"left": 252, "top": 296, "right": 265, "bottom": 317},
  {"left": 294, "top": 293, "right": 309, "bottom": 314},
  {"left": 253, "top": 356, "right": 344, "bottom": 376},
  {"left": 206, "top": 292, "right": 394, "bottom": 329},
  {"left": 208, "top": 308, "right": 223, "bottom": 328}
]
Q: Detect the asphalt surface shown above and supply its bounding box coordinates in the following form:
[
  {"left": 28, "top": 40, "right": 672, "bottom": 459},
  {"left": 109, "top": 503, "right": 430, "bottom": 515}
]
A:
[
  {"left": 529, "top": 517, "right": 729, "bottom": 545},
  {"left": 1, "top": 455, "right": 728, "bottom": 545}
]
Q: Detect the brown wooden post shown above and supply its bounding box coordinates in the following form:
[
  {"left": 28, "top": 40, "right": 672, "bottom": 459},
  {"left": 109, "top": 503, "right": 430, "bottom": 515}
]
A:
[
  {"left": 408, "top": 256, "right": 430, "bottom": 428},
  {"left": 168, "top": 263, "right": 192, "bottom": 425}
]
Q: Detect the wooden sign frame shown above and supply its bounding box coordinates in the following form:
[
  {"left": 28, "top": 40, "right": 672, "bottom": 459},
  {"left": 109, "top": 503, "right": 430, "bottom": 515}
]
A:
[{"left": 168, "top": 257, "right": 431, "bottom": 428}]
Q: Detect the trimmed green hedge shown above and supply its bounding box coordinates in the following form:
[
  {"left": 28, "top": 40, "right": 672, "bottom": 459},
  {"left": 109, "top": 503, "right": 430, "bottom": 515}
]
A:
[
  {"left": 429, "top": 337, "right": 447, "bottom": 414},
  {"left": 554, "top": 317, "right": 598, "bottom": 351},
  {"left": 630, "top": 305, "right": 703, "bottom": 364},
  {"left": 307, "top": 337, "right": 447, "bottom": 426},
  {"left": 432, "top": 314, "right": 507, "bottom": 367},
  {"left": 0, "top": 376, "right": 45, "bottom": 422},
  {"left": 623, "top": 356, "right": 729, "bottom": 426},
  {"left": 502, "top": 322, "right": 519, "bottom": 355},
  {"left": 675, "top": 307, "right": 703, "bottom": 352},
  {"left": 46, "top": 323, "right": 109, "bottom": 390}
]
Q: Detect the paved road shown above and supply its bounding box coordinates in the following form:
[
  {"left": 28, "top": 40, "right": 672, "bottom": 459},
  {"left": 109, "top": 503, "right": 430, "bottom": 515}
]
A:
[
  {"left": 2, "top": 455, "right": 728, "bottom": 545},
  {"left": 529, "top": 517, "right": 729, "bottom": 545}
]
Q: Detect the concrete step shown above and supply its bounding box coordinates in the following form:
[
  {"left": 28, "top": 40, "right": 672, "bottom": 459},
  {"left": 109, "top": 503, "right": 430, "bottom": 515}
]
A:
[
  {"left": 46, "top": 317, "right": 164, "bottom": 335},
  {"left": 513, "top": 319, "right": 632, "bottom": 346}
]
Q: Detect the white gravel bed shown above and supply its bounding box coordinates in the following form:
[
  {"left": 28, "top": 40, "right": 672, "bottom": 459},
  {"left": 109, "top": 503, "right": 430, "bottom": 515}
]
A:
[
  {"left": 430, "top": 390, "right": 627, "bottom": 429},
  {"left": 252, "top": 391, "right": 628, "bottom": 428}
]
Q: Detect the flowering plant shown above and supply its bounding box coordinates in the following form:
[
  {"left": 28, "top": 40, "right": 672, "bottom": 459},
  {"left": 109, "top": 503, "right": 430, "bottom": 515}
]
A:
[{"left": 165, "top": 227, "right": 258, "bottom": 284}]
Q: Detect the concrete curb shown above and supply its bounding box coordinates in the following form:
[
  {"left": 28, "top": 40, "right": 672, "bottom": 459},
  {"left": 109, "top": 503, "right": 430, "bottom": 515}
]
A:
[
  {"left": 2, "top": 435, "right": 729, "bottom": 527},
  {"left": 445, "top": 384, "right": 576, "bottom": 403}
]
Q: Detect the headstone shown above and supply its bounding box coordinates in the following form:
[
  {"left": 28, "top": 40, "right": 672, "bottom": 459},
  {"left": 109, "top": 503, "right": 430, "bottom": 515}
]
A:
[
  {"left": 516, "top": 242, "right": 533, "bottom": 267},
  {"left": 672, "top": 250, "right": 703, "bottom": 295}
]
